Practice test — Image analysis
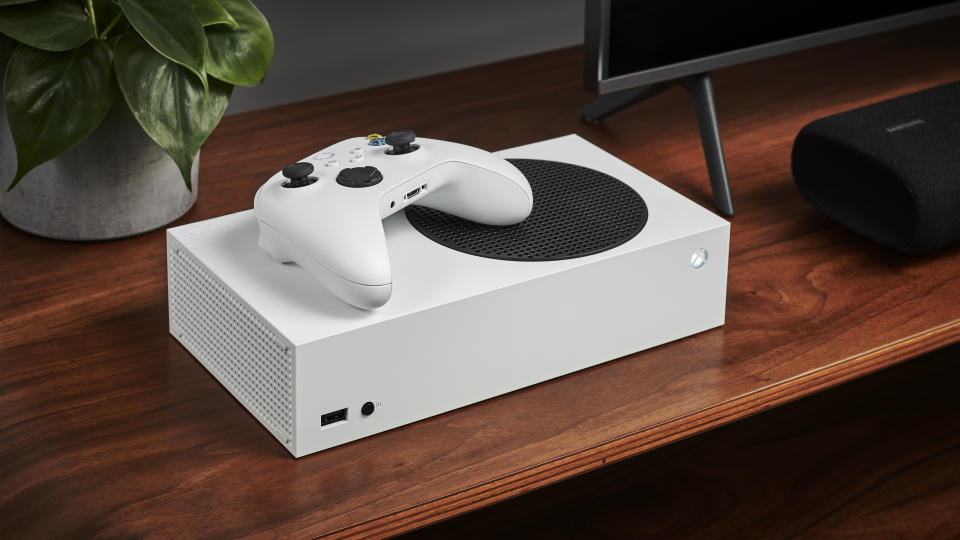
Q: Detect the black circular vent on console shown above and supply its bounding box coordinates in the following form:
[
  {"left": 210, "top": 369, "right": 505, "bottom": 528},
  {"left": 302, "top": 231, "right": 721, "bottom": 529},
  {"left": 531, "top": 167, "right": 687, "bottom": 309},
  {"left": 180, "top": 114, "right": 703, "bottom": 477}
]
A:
[{"left": 405, "top": 159, "right": 648, "bottom": 261}]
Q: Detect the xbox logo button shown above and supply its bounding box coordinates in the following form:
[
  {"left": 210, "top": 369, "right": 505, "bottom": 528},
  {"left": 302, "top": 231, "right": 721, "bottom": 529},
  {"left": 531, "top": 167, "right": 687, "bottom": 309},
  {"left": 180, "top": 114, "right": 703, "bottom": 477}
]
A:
[{"left": 690, "top": 248, "right": 708, "bottom": 270}]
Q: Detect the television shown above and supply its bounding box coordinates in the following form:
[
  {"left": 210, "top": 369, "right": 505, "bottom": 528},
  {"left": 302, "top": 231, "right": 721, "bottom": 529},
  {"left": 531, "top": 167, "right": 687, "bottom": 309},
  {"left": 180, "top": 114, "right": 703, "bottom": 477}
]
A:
[{"left": 582, "top": 1, "right": 960, "bottom": 215}]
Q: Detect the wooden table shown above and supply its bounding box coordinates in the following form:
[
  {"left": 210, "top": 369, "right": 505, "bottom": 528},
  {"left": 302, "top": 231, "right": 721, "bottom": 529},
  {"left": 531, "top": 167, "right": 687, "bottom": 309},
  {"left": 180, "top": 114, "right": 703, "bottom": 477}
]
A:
[{"left": 3, "top": 19, "right": 960, "bottom": 538}]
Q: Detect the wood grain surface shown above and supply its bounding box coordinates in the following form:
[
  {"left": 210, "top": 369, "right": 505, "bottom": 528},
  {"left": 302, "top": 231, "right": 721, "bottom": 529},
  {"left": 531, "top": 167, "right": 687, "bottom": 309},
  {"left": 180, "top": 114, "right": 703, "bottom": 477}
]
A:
[
  {"left": 2, "top": 18, "right": 960, "bottom": 538},
  {"left": 404, "top": 343, "right": 960, "bottom": 539}
]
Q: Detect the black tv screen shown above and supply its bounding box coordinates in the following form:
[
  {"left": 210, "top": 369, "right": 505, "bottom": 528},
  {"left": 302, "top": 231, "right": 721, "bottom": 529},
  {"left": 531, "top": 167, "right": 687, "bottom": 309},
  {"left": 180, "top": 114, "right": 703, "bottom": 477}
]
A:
[{"left": 585, "top": 0, "right": 960, "bottom": 93}]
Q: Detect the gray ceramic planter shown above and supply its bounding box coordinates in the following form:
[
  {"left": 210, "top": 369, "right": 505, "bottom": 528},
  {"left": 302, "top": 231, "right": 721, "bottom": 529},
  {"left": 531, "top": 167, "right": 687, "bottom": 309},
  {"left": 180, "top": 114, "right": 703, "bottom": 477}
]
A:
[{"left": 0, "top": 100, "right": 198, "bottom": 241}]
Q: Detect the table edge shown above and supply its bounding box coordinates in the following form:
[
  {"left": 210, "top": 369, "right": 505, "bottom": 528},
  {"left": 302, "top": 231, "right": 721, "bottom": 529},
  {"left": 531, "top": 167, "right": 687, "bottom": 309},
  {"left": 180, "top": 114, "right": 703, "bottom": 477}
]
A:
[{"left": 322, "top": 319, "right": 960, "bottom": 538}]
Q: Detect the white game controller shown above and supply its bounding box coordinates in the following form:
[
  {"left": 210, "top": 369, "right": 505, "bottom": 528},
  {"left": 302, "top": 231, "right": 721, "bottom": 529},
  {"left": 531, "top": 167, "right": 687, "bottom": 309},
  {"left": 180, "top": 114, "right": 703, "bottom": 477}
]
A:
[{"left": 254, "top": 130, "right": 534, "bottom": 310}]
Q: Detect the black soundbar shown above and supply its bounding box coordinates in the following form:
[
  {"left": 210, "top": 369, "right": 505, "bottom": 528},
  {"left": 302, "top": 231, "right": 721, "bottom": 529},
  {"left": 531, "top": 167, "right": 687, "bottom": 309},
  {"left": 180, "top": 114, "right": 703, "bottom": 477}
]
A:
[{"left": 792, "top": 81, "right": 960, "bottom": 254}]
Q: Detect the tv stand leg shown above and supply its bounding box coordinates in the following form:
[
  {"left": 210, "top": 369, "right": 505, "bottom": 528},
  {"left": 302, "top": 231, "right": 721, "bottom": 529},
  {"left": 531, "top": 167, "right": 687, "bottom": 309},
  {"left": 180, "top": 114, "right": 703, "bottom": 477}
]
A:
[
  {"left": 579, "top": 83, "right": 671, "bottom": 123},
  {"left": 680, "top": 72, "right": 734, "bottom": 216},
  {"left": 580, "top": 72, "right": 735, "bottom": 216}
]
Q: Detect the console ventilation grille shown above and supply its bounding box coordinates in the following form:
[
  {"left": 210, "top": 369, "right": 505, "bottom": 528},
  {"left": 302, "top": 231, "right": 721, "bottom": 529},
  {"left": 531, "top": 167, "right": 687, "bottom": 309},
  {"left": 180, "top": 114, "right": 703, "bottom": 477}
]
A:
[
  {"left": 168, "top": 247, "right": 294, "bottom": 447},
  {"left": 407, "top": 159, "right": 648, "bottom": 261}
]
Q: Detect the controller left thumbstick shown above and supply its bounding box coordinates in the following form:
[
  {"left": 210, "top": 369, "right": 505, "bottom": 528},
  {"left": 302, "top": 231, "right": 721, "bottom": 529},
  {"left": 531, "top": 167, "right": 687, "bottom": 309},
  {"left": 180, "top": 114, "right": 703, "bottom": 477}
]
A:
[{"left": 282, "top": 162, "right": 317, "bottom": 188}]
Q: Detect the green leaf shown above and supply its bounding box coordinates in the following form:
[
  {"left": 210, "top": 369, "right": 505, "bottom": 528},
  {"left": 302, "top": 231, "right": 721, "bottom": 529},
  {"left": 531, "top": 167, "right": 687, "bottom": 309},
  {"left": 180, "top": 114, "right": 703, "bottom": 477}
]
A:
[
  {"left": 117, "top": 0, "right": 208, "bottom": 93},
  {"left": 0, "top": 1, "right": 40, "bottom": 5},
  {"left": 115, "top": 32, "right": 231, "bottom": 191},
  {"left": 0, "top": 33, "right": 13, "bottom": 62},
  {"left": 4, "top": 41, "right": 116, "bottom": 190},
  {"left": 194, "top": 0, "right": 236, "bottom": 27},
  {"left": 0, "top": 0, "right": 91, "bottom": 52},
  {"left": 204, "top": 0, "right": 273, "bottom": 86}
]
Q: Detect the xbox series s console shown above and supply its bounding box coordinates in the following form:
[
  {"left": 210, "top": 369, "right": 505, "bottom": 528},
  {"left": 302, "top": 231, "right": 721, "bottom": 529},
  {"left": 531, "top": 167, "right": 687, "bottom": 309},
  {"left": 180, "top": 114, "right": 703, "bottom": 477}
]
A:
[{"left": 167, "top": 133, "right": 730, "bottom": 457}]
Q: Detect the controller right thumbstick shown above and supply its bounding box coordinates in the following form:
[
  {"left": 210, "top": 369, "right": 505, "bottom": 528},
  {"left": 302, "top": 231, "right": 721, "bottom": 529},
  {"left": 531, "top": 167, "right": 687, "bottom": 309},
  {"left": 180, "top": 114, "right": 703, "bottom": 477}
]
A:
[{"left": 385, "top": 130, "right": 419, "bottom": 155}]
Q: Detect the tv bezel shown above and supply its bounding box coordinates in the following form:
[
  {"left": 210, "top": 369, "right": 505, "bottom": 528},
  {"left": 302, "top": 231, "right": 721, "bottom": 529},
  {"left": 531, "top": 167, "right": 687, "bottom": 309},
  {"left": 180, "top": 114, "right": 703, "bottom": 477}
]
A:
[{"left": 584, "top": 0, "right": 960, "bottom": 94}]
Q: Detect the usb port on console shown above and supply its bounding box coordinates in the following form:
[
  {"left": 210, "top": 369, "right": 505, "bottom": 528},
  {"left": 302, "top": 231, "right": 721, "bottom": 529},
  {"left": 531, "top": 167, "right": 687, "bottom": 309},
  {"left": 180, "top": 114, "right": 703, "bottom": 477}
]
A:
[{"left": 320, "top": 408, "right": 348, "bottom": 427}]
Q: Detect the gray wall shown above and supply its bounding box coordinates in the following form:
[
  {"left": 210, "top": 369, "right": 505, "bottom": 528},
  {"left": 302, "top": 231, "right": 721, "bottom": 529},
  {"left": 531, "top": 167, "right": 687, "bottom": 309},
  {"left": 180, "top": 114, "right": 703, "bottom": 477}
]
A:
[{"left": 227, "top": 0, "right": 585, "bottom": 114}]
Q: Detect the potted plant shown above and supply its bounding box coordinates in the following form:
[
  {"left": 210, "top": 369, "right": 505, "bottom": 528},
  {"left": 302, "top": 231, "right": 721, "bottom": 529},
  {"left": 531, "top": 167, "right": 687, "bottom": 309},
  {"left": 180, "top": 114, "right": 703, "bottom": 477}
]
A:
[{"left": 0, "top": 0, "right": 273, "bottom": 240}]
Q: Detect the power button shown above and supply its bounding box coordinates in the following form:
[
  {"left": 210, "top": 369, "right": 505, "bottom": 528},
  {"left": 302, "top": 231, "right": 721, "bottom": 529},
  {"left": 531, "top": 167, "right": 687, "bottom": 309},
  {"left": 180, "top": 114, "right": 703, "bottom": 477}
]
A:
[{"left": 690, "top": 248, "right": 708, "bottom": 270}]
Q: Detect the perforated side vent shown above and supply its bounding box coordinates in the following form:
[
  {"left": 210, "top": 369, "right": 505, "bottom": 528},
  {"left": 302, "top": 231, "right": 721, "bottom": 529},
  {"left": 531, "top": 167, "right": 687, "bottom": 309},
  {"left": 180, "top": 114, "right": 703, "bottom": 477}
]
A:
[{"left": 168, "top": 246, "right": 294, "bottom": 447}]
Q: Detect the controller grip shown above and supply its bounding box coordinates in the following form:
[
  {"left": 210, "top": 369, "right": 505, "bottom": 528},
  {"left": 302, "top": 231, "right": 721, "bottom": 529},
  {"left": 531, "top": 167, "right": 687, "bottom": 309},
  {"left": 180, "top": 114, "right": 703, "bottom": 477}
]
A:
[
  {"left": 416, "top": 162, "right": 532, "bottom": 225},
  {"left": 257, "top": 212, "right": 393, "bottom": 310}
]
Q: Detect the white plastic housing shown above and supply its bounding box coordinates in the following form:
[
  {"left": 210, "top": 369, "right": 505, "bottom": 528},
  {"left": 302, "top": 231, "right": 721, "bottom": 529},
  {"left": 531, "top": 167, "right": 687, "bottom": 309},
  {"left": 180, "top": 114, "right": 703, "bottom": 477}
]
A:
[{"left": 167, "top": 135, "right": 730, "bottom": 457}]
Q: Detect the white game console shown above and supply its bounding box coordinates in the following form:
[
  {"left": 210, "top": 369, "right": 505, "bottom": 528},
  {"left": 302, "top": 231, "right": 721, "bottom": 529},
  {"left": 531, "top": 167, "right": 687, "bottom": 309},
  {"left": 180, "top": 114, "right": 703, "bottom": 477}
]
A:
[{"left": 167, "top": 134, "right": 729, "bottom": 458}]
